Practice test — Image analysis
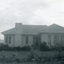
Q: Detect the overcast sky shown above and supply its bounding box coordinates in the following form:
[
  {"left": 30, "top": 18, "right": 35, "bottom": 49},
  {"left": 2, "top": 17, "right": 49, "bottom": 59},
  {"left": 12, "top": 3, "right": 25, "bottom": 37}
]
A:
[{"left": 0, "top": 0, "right": 64, "bottom": 39}]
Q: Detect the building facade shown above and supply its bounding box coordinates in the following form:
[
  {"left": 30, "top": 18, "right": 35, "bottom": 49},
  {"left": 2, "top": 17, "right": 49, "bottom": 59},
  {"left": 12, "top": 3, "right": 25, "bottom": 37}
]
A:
[{"left": 1, "top": 23, "right": 64, "bottom": 47}]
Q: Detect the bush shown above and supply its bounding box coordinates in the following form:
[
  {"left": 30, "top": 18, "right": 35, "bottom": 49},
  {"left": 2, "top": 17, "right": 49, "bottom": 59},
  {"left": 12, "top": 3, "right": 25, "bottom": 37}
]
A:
[
  {"left": 21, "top": 46, "right": 31, "bottom": 51},
  {"left": 48, "top": 45, "right": 64, "bottom": 51},
  {"left": 0, "top": 44, "right": 31, "bottom": 51},
  {"left": 39, "top": 42, "right": 49, "bottom": 51},
  {"left": 39, "top": 42, "right": 64, "bottom": 51}
]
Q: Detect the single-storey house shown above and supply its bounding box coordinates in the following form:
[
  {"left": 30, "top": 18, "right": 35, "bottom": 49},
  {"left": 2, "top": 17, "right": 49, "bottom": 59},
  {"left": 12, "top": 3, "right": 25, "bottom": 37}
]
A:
[{"left": 1, "top": 23, "right": 64, "bottom": 47}]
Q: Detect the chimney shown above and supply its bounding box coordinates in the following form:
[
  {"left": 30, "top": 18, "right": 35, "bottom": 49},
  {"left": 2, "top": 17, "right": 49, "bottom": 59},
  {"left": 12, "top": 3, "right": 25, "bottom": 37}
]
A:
[
  {"left": 15, "top": 23, "right": 23, "bottom": 34},
  {"left": 15, "top": 23, "right": 23, "bottom": 47},
  {"left": 15, "top": 23, "right": 22, "bottom": 28}
]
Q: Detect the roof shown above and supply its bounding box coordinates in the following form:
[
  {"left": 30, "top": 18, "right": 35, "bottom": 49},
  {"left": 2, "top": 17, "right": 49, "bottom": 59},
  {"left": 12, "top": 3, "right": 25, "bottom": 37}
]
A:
[
  {"left": 40, "top": 24, "right": 64, "bottom": 33},
  {"left": 2, "top": 24, "right": 64, "bottom": 35},
  {"left": 2, "top": 25, "right": 47, "bottom": 35}
]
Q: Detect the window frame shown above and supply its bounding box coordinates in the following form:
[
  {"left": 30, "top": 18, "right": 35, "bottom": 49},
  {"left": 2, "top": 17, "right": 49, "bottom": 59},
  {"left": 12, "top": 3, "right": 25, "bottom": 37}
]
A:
[
  {"left": 5, "top": 36, "right": 8, "bottom": 43},
  {"left": 61, "top": 35, "right": 64, "bottom": 44},
  {"left": 54, "top": 35, "right": 59, "bottom": 45},
  {"left": 9, "top": 36, "right": 11, "bottom": 44},
  {"left": 48, "top": 35, "right": 51, "bottom": 45},
  {"left": 26, "top": 36, "right": 28, "bottom": 44}
]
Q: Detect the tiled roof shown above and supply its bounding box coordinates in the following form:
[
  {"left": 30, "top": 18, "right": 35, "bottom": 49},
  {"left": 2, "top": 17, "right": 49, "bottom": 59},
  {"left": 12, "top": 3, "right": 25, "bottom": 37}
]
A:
[
  {"left": 41, "top": 24, "right": 64, "bottom": 33},
  {"left": 2, "top": 25, "right": 47, "bottom": 35},
  {"left": 2, "top": 24, "right": 64, "bottom": 35}
]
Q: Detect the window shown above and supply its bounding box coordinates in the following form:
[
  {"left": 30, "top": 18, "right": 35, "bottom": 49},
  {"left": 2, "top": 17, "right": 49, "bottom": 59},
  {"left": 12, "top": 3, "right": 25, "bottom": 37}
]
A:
[
  {"left": 5, "top": 36, "right": 8, "bottom": 43},
  {"left": 54, "top": 35, "right": 59, "bottom": 45},
  {"left": 48, "top": 35, "right": 51, "bottom": 45},
  {"left": 9, "top": 36, "right": 11, "bottom": 44},
  {"left": 61, "top": 35, "right": 64, "bottom": 44},
  {"left": 26, "top": 36, "right": 28, "bottom": 44}
]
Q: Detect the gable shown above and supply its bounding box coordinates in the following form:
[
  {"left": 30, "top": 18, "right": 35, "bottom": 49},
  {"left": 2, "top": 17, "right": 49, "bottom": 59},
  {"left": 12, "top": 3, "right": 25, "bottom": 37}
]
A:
[{"left": 41, "top": 24, "right": 64, "bottom": 33}]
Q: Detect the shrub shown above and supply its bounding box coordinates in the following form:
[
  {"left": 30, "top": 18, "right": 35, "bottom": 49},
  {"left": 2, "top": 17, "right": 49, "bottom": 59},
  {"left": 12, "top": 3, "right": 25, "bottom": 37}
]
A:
[
  {"left": 48, "top": 45, "right": 64, "bottom": 51},
  {"left": 21, "top": 46, "right": 31, "bottom": 51},
  {"left": 39, "top": 42, "right": 49, "bottom": 51},
  {"left": 0, "top": 44, "right": 31, "bottom": 51}
]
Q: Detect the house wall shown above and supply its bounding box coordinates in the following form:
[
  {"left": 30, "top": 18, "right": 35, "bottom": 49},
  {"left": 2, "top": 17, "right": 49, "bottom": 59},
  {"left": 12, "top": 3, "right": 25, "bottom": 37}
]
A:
[
  {"left": 54, "top": 34, "right": 64, "bottom": 46},
  {"left": 22, "top": 36, "right": 33, "bottom": 46},
  {"left": 4, "top": 33, "right": 64, "bottom": 47},
  {"left": 15, "top": 34, "right": 22, "bottom": 47},
  {"left": 4, "top": 35, "right": 15, "bottom": 47},
  {"left": 8, "top": 35, "right": 15, "bottom": 47},
  {"left": 41, "top": 34, "right": 49, "bottom": 45},
  {"left": 41, "top": 33, "right": 64, "bottom": 46},
  {"left": 4, "top": 34, "right": 34, "bottom": 47}
]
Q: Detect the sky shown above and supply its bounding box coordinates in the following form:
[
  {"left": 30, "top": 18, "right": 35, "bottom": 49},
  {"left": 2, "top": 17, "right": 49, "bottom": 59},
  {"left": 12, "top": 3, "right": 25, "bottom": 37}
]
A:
[{"left": 0, "top": 0, "right": 64, "bottom": 39}]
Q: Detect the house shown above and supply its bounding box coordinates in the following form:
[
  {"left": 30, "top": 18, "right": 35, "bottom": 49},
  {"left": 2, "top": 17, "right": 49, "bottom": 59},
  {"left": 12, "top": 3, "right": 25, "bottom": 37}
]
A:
[{"left": 1, "top": 23, "right": 64, "bottom": 47}]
